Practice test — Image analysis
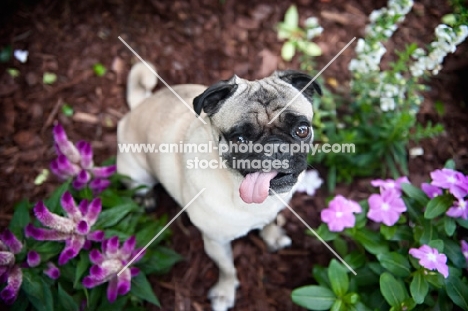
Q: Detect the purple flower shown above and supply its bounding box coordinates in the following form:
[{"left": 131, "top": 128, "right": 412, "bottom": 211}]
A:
[
  {"left": 409, "top": 245, "right": 449, "bottom": 278},
  {"left": 295, "top": 170, "right": 323, "bottom": 196},
  {"left": 462, "top": 241, "right": 468, "bottom": 265},
  {"left": 446, "top": 198, "right": 468, "bottom": 220},
  {"left": 25, "top": 192, "right": 104, "bottom": 265},
  {"left": 0, "top": 230, "right": 23, "bottom": 305},
  {"left": 51, "top": 124, "right": 116, "bottom": 193},
  {"left": 321, "top": 195, "right": 362, "bottom": 232},
  {"left": 26, "top": 251, "right": 41, "bottom": 268},
  {"left": 83, "top": 236, "right": 144, "bottom": 303},
  {"left": 431, "top": 168, "right": 468, "bottom": 199},
  {"left": 421, "top": 183, "right": 443, "bottom": 199},
  {"left": 371, "top": 176, "right": 410, "bottom": 194},
  {"left": 367, "top": 189, "right": 407, "bottom": 226},
  {"left": 44, "top": 262, "right": 60, "bottom": 280}
]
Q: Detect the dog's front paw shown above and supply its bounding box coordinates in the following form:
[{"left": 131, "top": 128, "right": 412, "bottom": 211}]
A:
[
  {"left": 208, "top": 279, "right": 239, "bottom": 311},
  {"left": 260, "top": 224, "right": 292, "bottom": 252}
]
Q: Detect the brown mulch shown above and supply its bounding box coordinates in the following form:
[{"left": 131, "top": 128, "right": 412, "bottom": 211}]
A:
[{"left": 1, "top": 0, "right": 468, "bottom": 310}]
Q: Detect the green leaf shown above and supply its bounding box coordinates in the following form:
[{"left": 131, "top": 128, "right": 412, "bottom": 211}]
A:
[
  {"left": 58, "top": 284, "right": 79, "bottom": 311},
  {"left": 377, "top": 252, "right": 411, "bottom": 277},
  {"left": 9, "top": 199, "right": 30, "bottom": 239},
  {"left": 444, "top": 159, "right": 456, "bottom": 169},
  {"left": 401, "top": 183, "right": 429, "bottom": 207},
  {"left": 284, "top": 5, "right": 299, "bottom": 28},
  {"left": 313, "top": 265, "right": 331, "bottom": 288},
  {"left": 281, "top": 41, "right": 296, "bottom": 61},
  {"left": 44, "top": 180, "right": 71, "bottom": 213},
  {"left": 34, "top": 169, "right": 50, "bottom": 185},
  {"left": 410, "top": 271, "right": 428, "bottom": 304},
  {"left": 74, "top": 252, "right": 90, "bottom": 288},
  {"left": 379, "top": 272, "right": 408, "bottom": 308},
  {"left": 353, "top": 228, "right": 389, "bottom": 255},
  {"left": 0, "top": 45, "right": 12, "bottom": 62},
  {"left": 332, "top": 237, "right": 348, "bottom": 257},
  {"left": 442, "top": 14, "right": 457, "bottom": 26},
  {"left": 93, "top": 63, "right": 107, "bottom": 77},
  {"left": 380, "top": 225, "right": 397, "bottom": 240},
  {"left": 443, "top": 238, "right": 466, "bottom": 268},
  {"left": 8, "top": 68, "right": 20, "bottom": 77},
  {"left": 457, "top": 217, "right": 468, "bottom": 229},
  {"left": 328, "top": 259, "right": 349, "bottom": 297},
  {"left": 98, "top": 295, "right": 128, "bottom": 311},
  {"left": 444, "top": 217, "right": 456, "bottom": 236},
  {"left": 10, "top": 291, "right": 29, "bottom": 311},
  {"left": 61, "top": 104, "right": 74, "bottom": 117},
  {"left": 94, "top": 202, "right": 138, "bottom": 229},
  {"left": 330, "top": 299, "right": 345, "bottom": 311},
  {"left": 424, "top": 194, "right": 453, "bottom": 219},
  {"left": 308, "top": 223, "right": 338, "bottom": 242},
  {"left": 139, "top": 246, "right": 183, "bottom": 275},
  {"left": 131, "top": 273, "right": 160, "bottom": 306},
  {"left": 420, "top": 220, "right": 438, "bottom": 245},
  {"left": 43, "top": 72, "right": 57, "bottom": 84},
  {"left": 428, "top": 239, "right": 444, "bottom": 253},
  {"left": 301, "top": 42, "right": 322, "bottom": 57},
  {"left": 291, "top": 285, "right": 336, "bottom": 310},
  {"left": 343, "top": 252, "right": 366, "bottom": 270},
  {"left": 444, "top": 277, "right": 468, "bottom": 310},
  {"left": 354, "top": 266, "right": 379, "bottom": 287},
  {"left": 22, "top": 270, "right": 54, "bottom": 311}
]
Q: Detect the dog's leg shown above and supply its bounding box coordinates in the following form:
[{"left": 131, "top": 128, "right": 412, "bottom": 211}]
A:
[
  {"left": 260, "top": 221, "right": 292, "bottom": 252},
  {"left": 203, "top": 235, "right": 239, "bottom": 311},
  {"left": 116, "top": 151, "right": 158, "bottom": 210}
]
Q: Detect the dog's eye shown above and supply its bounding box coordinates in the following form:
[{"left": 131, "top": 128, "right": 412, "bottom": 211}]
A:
[
  {"left": 231, "top": 135, "right": 248, "bottom": 144},
  {"left": 294, "top": 125, "right": 310, "bottom": 139}
]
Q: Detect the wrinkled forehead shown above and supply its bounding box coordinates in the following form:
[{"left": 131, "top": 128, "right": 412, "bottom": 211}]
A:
[{"left": 211, "top": 76, "right": 313, "bottom": 132}]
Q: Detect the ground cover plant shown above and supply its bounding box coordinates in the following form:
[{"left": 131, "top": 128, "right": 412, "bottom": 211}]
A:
[{"left": 0, "top": 124, "right": 182, "bottom": 310}]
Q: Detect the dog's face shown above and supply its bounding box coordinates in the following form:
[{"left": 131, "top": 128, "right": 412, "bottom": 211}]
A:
[{"left": 193, "top": 70, "right": 321, "bottom": 204}]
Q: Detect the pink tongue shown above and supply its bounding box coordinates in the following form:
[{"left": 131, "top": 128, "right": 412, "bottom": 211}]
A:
[{"left": 239, "top": 171, "right": 278, "bottom": 204}]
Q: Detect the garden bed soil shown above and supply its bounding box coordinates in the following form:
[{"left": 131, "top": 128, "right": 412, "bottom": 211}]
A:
[{"left": 1, "top": 0, "right": 467, "bottom": 310}]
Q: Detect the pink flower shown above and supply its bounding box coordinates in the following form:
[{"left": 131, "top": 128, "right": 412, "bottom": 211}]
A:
[
  {"left": 321, "top": 195, "right": 362, "bottom": 232},
  {"left": 371, "top": 177, "right": 410, "bottom": 194},
  {"left": 409, "top": 245, "right": 449, "bottom": 278},
  {"left": 51, "top": 124, "right": 116, "bottom": 193},
  {"left": 0, "top": 230, "right": 24, "bottom": 305},
  {"left": 446, "top": 198, "right": 468, "bottom": 220},
  {"left": 430, "top": 168, "right": 468, "bottom": 199},
  {"left": 367, "top": 189, "right": 407, "bottom": 226},
  {"left": 421, "top": 183, "right": 443, "bottom": 199},
  {"left": 83, "top": 236, "right": 144, "bottom": 303},
  {"left": 25, "top": 192, "right": 104, "bottom": 265}
]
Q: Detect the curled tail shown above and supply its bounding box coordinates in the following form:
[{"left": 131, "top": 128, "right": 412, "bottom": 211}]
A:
[{"left": 126, "top": 62, "right": 158, "bottom": 110}]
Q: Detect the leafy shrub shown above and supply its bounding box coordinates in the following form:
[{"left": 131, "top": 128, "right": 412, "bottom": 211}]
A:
[
  {"left": 278, "top": 1, "right": 468, "bottom": 191},
  {"left": 0, "top": 124, "right": 182, "bottom": 310},
  {"left": 292, "top": 162, "right": 468, "bottom": 310}
]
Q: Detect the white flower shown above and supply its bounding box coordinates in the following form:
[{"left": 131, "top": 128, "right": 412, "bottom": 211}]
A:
[
  {"left": 306, "top": 27, "right": 323, "bottom": 40},
  {"left": 380, "top": 98, "right": 395, "bottom": 111},
  {"left": 14, "top": 50, "right": 28, "bottom": 63},
  {"left": 411, "top": 48, "right": 426, "bottom": 59},
  {"left": 409, "top": 147, "right": 424, "bottom": 157},
  {"left": 295, "top": 170, "right": 323, "bottom": 196},
  {"left": 305, "top": 17, "right": 319, "bottom": 28}
]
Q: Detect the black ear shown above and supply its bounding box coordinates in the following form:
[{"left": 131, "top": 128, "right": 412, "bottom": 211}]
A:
[
  {"left": 277, "top": 70, "right": 322, "bottom": 99},
  {"left": 193, "top": 81, "right": 238, "bottom": 116}
]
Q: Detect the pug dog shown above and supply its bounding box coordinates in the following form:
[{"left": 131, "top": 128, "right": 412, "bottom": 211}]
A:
[{"left": 117, "top": 62, "right": 321, "bottom": 311}]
